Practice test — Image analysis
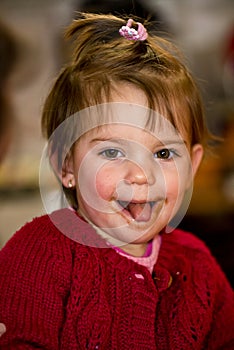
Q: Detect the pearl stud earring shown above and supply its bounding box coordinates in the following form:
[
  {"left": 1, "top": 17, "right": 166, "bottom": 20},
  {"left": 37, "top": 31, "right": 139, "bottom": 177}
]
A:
[{"left": 68, "top": 179, "right": 73, "bottom": 188}]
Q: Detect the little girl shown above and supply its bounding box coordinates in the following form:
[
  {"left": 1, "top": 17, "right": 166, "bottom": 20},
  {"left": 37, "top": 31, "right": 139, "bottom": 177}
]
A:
[{"left": 0, "top": 13, "right": 233, "bottom": 349}]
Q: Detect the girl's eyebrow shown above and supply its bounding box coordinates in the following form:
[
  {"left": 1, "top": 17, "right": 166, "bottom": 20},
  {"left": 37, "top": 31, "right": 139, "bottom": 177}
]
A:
[
  {"left": 90, "top": 137, "right": 186, "bottom": 146},
  {"left": 157, "top": 139, "right": 187, "bottom": 146},
  {"left": 89, "top": 137, "right": 126, "bottom": 145}
]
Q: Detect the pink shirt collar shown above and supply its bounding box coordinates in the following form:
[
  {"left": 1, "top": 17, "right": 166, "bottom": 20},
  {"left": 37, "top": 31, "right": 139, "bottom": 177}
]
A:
[{"left": 112, "top": 235, "right": 161, "bottom": 274}]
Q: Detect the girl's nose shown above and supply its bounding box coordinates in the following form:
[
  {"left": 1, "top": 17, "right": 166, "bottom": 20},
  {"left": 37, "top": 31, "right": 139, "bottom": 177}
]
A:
[{"left": 124, "top": 161, "right": 155, "bottom": 186}]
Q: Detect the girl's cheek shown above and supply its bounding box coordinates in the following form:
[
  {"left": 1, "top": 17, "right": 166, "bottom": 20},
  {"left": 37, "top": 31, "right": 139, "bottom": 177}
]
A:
[
  {"left": 166, "top": 176, "right": 179, "bottom": 195},
  {"left": 162, "top": 167, "right": 179, "bottom": 191},
  {"left": 95, "top": 168, "right": 117, "bottom": 201}
]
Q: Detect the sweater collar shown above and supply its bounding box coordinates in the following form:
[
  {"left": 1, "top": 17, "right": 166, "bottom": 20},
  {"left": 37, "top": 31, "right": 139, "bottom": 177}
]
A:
[
  {"left": 50, "top": 208, "right": 184, "bottom": 292},
  {"left": 110, "top": 235, "right": 161, "bottom": 274}
]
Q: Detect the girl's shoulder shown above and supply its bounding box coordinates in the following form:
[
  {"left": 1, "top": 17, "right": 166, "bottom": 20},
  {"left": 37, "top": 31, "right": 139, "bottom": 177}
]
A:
[
  {"left": 159, "top": 228, "right": 232, "bottom": 292},
  {"left": 0, "top": 208, "right": 101, "bottom": 267},
  {"left": 1, "top": 209, "right": 71, "bottom": 251},
  {"left": 161, "top": 227, "right": 212, "bottom": 255},
  {"left": 0, "top": 209, "right": 78, "bottom": 304},
  {"left": 0, "top": 209, "right": 80, "bottom": 278},
  {"left": 1, "top": 207, "right": 91, "bottom": 251}
]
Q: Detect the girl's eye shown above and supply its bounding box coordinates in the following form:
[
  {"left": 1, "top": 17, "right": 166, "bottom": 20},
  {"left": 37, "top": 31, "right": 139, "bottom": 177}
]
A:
[
  {"left": 154, "top": 148, "right": 177, "bottom": 160},
  {"left": 100, "top": 149, "right": 124, "bottom": 159}
]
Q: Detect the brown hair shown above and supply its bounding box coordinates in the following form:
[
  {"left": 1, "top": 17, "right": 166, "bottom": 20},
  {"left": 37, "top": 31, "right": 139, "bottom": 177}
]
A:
[{"left": 41, "top": 13, "right": 214, "bottom": 208}]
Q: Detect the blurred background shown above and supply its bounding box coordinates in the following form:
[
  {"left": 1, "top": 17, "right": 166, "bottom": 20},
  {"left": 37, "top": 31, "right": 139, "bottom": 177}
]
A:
[{"left": 0, "top": 0, "right": 233, "bottom": 285}]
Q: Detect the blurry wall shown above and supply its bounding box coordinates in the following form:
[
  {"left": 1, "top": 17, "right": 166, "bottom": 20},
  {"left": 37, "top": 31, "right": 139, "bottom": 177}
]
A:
[{"left": 0, "top": 0, "right": 74, "bottom": 245}]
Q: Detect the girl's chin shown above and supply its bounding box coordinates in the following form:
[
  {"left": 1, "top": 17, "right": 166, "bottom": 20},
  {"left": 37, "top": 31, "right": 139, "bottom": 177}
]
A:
[
  {"left": 98, "top": 219, "right": 163, "bottom": 247},
  {"left": 95, "top": 214, "right": 158, "bottom": 233},
  {"left": 82, "top": 201, "right": 171, "bottom": 243}
]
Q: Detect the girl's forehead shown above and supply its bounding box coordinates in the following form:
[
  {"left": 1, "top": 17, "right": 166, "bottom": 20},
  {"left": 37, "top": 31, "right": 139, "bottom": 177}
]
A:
[
  {"left": 70, "top": 102, "right": 190, "bottom": 150},
  {"left": 80, "top": 121, "right": 184, "bottom": 147},
  {"left": 78, "top": 102, "right": 178, "bottom": 136},
  {"left": 73, "top": 82, "right": 192, "bottom": 144}
]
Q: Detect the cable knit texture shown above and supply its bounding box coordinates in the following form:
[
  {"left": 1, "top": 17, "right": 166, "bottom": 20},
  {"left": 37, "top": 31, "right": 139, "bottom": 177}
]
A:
[{"left": 0, "top": 208, "right": 233, "bottom": 349}]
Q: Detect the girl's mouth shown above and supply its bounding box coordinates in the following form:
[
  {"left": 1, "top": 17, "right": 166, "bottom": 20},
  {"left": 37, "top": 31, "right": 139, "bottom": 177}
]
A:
[{"left": 116, "top": 200, "right": 156, "bottom": 222}]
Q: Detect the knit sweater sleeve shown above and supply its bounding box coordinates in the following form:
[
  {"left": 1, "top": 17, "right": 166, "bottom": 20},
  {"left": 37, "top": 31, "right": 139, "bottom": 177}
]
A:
[
  {"left": 206, "top": 254, "right": 234, "bottom": 349},
  {"left": 183, "top": 230, "right": 234, "bottom": 349},
  {"left": 0, "top": 214, "right": 73, "bottom": 349}
]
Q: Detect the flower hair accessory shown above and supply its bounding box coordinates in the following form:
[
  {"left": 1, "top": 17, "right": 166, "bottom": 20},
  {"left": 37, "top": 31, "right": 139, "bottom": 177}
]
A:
[{"left": 119, "top": 19, "right": 148, "bottom": 41}]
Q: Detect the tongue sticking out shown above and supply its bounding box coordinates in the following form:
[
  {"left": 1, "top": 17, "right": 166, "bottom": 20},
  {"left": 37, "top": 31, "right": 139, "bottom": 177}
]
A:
[{"left": 128, "top": 202, "right": 152, "bottom": 222}]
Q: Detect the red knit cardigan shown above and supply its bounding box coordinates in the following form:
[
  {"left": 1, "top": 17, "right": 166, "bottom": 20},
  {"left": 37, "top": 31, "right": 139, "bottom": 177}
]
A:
[{"left": 0, "top": 209, "right": 233, "bottom": 349}]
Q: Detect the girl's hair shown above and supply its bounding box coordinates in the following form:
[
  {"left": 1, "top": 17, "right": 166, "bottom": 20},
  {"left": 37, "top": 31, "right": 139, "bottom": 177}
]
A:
[{"left": 41, "top": 12, "right": 214, "bottom": 208}]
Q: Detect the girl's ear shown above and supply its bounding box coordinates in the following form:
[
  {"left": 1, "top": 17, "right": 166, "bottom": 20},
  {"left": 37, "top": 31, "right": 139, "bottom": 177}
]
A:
[
  {"left": 49, "top": 147, "right": 75, "bottom": 189},
  {"left": 191, "top": 144, "right": 204, "bottom": 177},
  {"left": 61, "top": 151, "right": 75, "bottom": 189}
]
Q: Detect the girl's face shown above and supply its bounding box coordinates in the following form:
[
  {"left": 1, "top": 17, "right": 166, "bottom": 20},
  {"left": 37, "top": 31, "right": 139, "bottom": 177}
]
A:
[{"left": 62, "top": 84, "right": 203, "bottom": 254}]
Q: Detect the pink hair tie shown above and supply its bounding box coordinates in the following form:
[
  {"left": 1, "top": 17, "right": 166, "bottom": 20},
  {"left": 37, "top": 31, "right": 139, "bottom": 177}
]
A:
[{"left": 119, "top": 19, "right": 148, "bottom": 41}]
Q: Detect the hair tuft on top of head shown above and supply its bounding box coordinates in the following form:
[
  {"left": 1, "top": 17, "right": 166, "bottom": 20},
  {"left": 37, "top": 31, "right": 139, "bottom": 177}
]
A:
[{"left": 119, "top": 18, "right": 148, "bottom": 41}]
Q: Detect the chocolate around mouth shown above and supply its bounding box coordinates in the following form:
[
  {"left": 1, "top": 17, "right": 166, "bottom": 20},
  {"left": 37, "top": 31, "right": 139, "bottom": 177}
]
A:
[{"left": 117, "top": 200, "right": 156, "bottom": 222}]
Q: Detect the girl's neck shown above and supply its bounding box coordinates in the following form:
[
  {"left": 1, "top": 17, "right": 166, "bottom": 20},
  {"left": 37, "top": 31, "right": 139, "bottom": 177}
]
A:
[
  {"left": 76, "top": 208, "right": 154, "bottom": 257},
  {"left": 119, "top": 242, "right": 149, "bottom": 257}
]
